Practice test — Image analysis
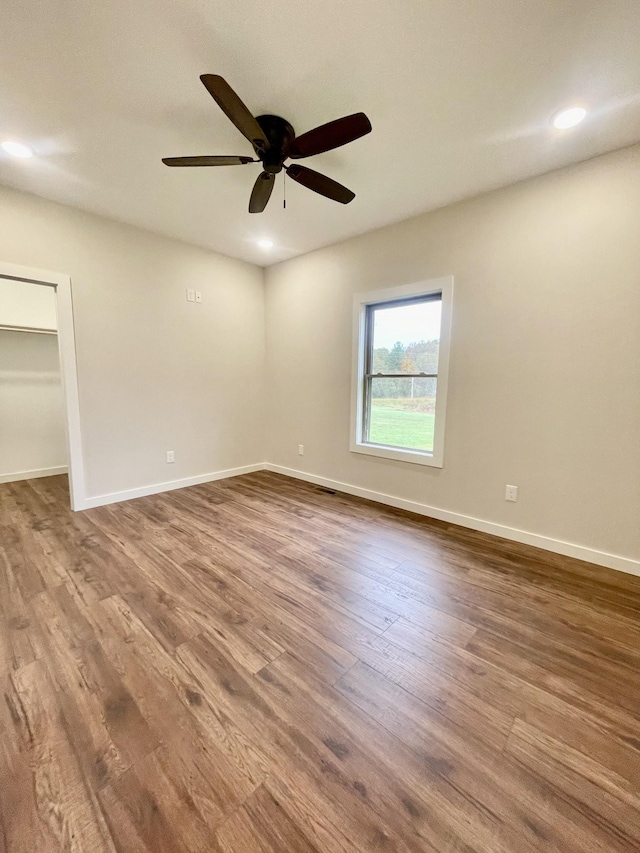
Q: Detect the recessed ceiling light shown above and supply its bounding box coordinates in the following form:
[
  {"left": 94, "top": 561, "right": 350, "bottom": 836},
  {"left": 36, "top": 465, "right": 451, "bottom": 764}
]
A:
[
  {"left": 257, "top": 239, "right": 273, "bottom": 249},
  {"left": 1, "top": 140, "right": 33, "bottom": 158},
  {"left": 551, "top": 107, "right": 587, "bottom": 130}
]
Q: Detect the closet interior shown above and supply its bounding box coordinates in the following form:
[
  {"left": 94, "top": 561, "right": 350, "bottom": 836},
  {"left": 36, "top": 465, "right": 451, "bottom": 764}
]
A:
[{"left": 0, "top": 278, "right": 67, "bottom": 484}]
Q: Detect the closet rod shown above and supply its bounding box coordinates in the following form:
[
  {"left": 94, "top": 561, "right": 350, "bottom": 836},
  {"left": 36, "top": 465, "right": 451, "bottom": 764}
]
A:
[{"left": 0, "top": 324, "right": 57, "bottom": 336}]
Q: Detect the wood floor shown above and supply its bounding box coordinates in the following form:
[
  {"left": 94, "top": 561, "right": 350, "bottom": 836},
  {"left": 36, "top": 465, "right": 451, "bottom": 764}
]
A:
[{"left": 1, "top": 472, "right": 640, "bottom": 852}]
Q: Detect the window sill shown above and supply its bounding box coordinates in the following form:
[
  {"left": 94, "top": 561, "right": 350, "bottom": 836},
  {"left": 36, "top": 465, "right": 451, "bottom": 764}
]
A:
[{"left": 350, "top": 440, "right": 443, "bottom": 468}]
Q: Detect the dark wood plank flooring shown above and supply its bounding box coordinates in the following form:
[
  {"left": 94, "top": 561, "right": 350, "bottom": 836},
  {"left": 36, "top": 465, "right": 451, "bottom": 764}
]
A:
[{"left": 1, "top": 471, "right": 640, "bottom": 852}]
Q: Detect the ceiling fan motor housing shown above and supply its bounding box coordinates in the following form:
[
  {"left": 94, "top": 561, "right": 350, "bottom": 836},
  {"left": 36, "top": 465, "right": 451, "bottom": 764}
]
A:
[{"left": 256, "top": 115, "right": 295, "bottom": 173}]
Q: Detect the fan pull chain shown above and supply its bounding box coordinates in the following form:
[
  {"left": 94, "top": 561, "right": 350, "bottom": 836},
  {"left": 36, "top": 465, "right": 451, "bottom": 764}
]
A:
[{"left": 283, "top": 170, "right": 287, "bottom": 209}]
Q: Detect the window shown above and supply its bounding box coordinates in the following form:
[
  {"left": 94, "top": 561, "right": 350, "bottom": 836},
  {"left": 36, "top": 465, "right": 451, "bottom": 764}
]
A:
[{"left": 351, "top": 277, "right": 453, "bottom": 467}]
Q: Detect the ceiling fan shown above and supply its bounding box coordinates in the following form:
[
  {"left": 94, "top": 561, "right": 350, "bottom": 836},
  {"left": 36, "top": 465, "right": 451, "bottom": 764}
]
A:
[{"left": 163, "top": 75, "right": 372, "bottom": 213}]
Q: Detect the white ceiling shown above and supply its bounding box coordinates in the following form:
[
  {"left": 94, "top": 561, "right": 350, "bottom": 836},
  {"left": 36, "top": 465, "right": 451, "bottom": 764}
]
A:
[{"left": 1, "top": 0, "right": 639, "bottom": 266}]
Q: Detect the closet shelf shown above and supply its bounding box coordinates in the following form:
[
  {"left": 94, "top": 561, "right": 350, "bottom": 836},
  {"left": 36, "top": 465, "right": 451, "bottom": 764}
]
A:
[{"left": 0, "top": 324, "right": 57, "bottom": 336}]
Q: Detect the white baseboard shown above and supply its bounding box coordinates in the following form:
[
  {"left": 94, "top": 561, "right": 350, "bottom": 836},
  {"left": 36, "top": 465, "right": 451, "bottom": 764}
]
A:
[
  {"left": 81, "top": 463, "right": 265, "bottom": 510},
  {"left": 73, "top": 459, "right": 639, "bottom": 578},
  {"left": 264, "top": 463, "right": 640, "bottom": 578},
  {"left": 0, "top": 465, "right": 68, "bottom": 485}
]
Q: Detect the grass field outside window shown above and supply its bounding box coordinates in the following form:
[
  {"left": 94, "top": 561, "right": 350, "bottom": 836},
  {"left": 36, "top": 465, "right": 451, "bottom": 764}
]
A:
[{"left": 368, "top": 396, "right": 435, "bottom": 452}]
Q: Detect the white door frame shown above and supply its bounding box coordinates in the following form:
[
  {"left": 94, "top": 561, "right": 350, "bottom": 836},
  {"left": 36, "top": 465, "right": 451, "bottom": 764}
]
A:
[{"left": 0, "top": 260, "right": 86, "bottom": 510}]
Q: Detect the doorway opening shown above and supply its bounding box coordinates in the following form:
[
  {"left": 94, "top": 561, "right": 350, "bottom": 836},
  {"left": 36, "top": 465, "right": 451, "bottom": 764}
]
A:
[{"left": 0, "top": 262, "right": 85, "bottom": 510}]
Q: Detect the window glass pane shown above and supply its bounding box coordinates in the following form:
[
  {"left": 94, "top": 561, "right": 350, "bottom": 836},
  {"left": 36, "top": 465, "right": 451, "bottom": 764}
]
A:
[
  {"left": 371, "top": 299, "right": 441, "bottom": 375},
  {"left": 366, "top": 377, "right": 437, "bottom": 452}
]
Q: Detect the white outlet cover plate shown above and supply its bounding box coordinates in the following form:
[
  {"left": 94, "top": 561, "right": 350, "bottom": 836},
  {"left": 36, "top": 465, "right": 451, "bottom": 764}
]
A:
[{"left": 505, "top": 485, "right": 518, "bottom": 501}]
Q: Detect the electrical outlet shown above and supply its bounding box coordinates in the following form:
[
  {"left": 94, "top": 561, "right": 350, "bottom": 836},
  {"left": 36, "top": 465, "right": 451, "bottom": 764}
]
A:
[
  {"left": 195, "top": 291, "right": 202, "bottom": 303},
  {"left": 166, "top": 450, "right": 175, "bottom": 463},
  {"left": 186, "top": 289, "right": 195, "bottom": 302},
  {"left": 298, "top": 444, "right": 304, "bottom": 456},
  {"left": 505, "top": 484, "right": 518, "bottom": 502}
]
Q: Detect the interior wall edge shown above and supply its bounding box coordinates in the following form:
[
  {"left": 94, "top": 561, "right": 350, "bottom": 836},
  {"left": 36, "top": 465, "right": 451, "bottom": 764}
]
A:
[{"left": 264, "top": 463, "right": 640, "bottom": 578}]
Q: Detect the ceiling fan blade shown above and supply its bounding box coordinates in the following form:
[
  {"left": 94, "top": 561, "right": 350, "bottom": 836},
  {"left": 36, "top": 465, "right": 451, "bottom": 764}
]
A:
[
  {"left": 286, "top": 165, "right": 355, "bottom": 204},
  {"left": 162, "top": 155, "right": 255, "bottom": 167},
  {"left": 200, "top": 74, "right": 270, "bottom": 154},
  {"left": 288, "top": 112, "right": 371, "bottom": 159},
  {"left": 249, "top": 171, "right": 275, "bottom": 213}
]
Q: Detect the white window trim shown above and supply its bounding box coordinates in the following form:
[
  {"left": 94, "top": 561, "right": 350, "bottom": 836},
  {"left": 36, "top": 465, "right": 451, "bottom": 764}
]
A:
[{"left": 350, "top": 276, "right": 453, "bottom": 468}]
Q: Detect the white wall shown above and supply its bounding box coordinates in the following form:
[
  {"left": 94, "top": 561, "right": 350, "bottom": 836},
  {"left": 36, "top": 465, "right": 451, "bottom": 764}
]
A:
[
  {"left": 0, "top": 185, "right": 265, "bottom": 501},
  {"left": 265, "top": 144, "right": 640, "bottom": 566},
  {"left": 0, "top": 278, "right": 58, "bottom": 331},
  {"left": 1, "top": 146, "right": 638, "bottom": 570},
  {"left": 0, "top": 329, "right": 67, "bottom": 481}
]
